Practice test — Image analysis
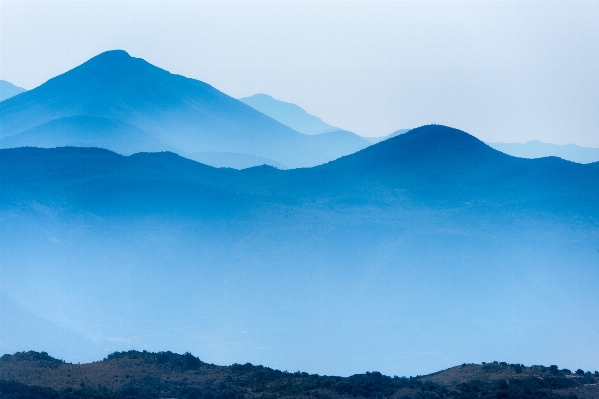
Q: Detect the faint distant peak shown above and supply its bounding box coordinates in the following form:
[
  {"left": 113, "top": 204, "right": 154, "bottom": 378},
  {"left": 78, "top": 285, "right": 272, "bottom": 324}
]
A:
[
  {"left": 487, "top": 140, "right": 599, "bottom": 164},
  {"left": 0, "top": 80, "right": 26, "bottom": 102},
  {"left": 239, "top": 93, "right": 339, "bottom": 135},
  {"left": 246, "top": 93, "right": 275, "bottom": 101}
]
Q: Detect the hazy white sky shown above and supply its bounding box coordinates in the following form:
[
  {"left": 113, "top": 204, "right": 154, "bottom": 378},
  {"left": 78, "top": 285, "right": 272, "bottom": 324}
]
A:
[{"left": 1, "top": 1, "right": 598, "bottom": 145}]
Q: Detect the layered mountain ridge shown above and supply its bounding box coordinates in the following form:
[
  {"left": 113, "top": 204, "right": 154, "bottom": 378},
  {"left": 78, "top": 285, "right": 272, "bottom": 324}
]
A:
[
  {"left": 1, "top": 51, "right": 599, "bottom": 377},
  {"left": 3, "top": 125, "right": 598, "bottom": 217},
  {"left": 239, "top": 93, "right": 340, "bottom": 135},
  {"left": 0, "top": 50, "right": 370, "bottom": 168}
]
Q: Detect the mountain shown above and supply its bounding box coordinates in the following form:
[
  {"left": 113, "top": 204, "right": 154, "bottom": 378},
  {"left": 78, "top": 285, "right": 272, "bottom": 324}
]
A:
[
  {"left": 0, "top": 116, "right": 173, "bottom": 155},
  {"left": 2, "top": 351, "right": 597, "bottom": 399},
  {"left": 488, "top": 140, "right": 599, "bottom": 164},
  {"left": 239, "top": 93, "right": 339, "bottom": 135},
  {"left": 1, "top": 125, "right": 598, "bottom": 376},
  {"left": 4, "top": 125, "right": 597, "bottom": 214},
  {"left": 0, "top": 80, "right": 26, "bottom": 102},
  {"left": 321, "top": 125, "right": 598, "bottom": 208},
  {"left": 0, "top": 50, "right": 369, "bottom": 168},
  {"left": 238, "top": 93, "right": 392, "bottom": 147}
]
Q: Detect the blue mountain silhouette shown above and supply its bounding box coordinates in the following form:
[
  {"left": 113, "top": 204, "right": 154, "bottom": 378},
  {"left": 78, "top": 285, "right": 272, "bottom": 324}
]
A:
[
  {"left": 0, "top": 50, "right": 369, "bottom": 168},
  {"left": 2, "top": 125, "right": 597, "bottom": 217},
  {"left": 1, "top": 124, "right": 598, "bottom": 373},
  {"left": 239, "top": 93, "right": 340, "bottom": 135},
  {"left": 0, "top": 80, "right": 26, "bottom": 102}
]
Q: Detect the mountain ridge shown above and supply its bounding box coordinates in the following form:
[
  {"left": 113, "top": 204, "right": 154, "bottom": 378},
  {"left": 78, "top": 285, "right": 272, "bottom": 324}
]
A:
[
  {"left": 1, "top": 350, "right": 597, "bottom": 399},
  {"left": 239, "top": 93, "right": 340, "bottom": 135},
  {"left": 1, "top": 125, "right": 598, "bottom": 376},
  {"left": 2, "top": 125, "right": 598, "bottom": 218},
  {"left": 0, "top": 50, "right": 370, "bottom": 168}
]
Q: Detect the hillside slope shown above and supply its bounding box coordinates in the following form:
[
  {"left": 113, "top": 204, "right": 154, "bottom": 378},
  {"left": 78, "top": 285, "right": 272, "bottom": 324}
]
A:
[{"left": 1, "top": 351, "right": 597, "bottom": 399}]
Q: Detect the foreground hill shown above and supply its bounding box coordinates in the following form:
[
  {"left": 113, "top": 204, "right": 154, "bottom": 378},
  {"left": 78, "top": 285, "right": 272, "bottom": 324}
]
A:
[
  {"left": 1, "top": 125, "right": 598, "bottom": 376},
  {"left": 1, "top": 351, "right": 597, "bottom": 399},
  {"left": 0, "top": 50, "right": 369, "bottom": 168}
]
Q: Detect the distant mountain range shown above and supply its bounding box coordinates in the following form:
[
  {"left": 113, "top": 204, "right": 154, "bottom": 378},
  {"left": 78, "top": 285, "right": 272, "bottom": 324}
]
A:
[
  {"left": 1, "top": 125, "right": 598, "bottom": 374},
  {"left": 239, "top": 93, "right": 340, "bottom": 135},
  {"left": 488, "top": 140, "right": 599, "bottom": 164},
  {"left": 0, "top": 50, "right": 370, "bottom": 169},
  {"left": 0, "top": 80, "right": 26, "bottom": 102},
  {"left": 239, "top": 93, "right": 411, "bottom": 144},
  {"left": 1, "top": 50, "right": 598, "bottom": 374},
  {"left": 240, "top": 92, "right": 599, "bottom": 163},
  {"left": 3, "top": 125, "right": 596, "bottom": 216},
  {"left": 2, "top": 51, "right": 598, "bottom": 169}
]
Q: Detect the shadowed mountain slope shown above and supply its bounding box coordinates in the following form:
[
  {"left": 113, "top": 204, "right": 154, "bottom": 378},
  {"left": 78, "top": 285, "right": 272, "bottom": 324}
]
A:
[{"left": 0, "top": 51, "right": 369, "bottom": 168}]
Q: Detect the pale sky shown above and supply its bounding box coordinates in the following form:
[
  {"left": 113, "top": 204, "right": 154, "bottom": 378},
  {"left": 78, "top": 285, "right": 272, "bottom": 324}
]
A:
[{"left": 1, "top": 1, "right": 598, "bottom": 146}]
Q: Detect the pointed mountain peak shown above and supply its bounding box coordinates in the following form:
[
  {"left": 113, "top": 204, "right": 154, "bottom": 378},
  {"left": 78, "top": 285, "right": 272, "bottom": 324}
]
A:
[{"left": 78, "top": 50, "right": 141, "bottom": 71}]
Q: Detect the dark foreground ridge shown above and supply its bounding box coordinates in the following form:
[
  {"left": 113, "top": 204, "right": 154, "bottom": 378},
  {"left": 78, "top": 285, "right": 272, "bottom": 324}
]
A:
[{"left": 1, "top": 351, "right": 598, "bottom": 399}]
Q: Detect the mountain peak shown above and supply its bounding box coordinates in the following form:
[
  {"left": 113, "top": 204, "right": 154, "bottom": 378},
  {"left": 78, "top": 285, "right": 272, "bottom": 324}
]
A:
[
  {"left": 78, "top": 50, "right": 139, "bottom": 71},
  {"left": 89, "top": 49, "right": 132, "bottom": 62},
  {"left": 323, "top": 124, "right": 509, "bottom": 175}
]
